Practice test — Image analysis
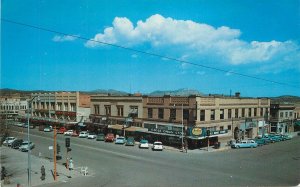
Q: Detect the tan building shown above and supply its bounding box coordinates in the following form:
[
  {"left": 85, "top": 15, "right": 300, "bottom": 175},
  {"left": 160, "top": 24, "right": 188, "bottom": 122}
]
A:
[
  {"left": 27, "top": 92, "right": 91, "bottom": 126},
  {"left": 89, "top": 94, "right": 144, "bottom": 134},
  {"left": 270, "top": 103, "right": 295, "bottom": 134},
  {"left": 195, "top": 95, "right": 270, "bottom": 140}
]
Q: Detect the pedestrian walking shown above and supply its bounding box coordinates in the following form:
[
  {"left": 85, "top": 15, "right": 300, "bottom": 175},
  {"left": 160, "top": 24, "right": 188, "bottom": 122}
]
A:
[
  {"left": 40, "top": 165, "right": 45, "bottom": 181},
  {"left": 69, "top": 158, "right": 74, "bottom": 171}
]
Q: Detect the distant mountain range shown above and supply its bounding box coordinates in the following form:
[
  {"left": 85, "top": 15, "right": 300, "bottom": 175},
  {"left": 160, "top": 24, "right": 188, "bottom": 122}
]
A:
[{"left": 148, "top": 88, "right": 203, "bottom": 96}]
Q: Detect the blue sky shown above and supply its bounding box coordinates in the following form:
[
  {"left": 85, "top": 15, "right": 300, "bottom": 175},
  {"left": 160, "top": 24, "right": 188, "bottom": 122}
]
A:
[{"left": 2, "top": 0, "right": 300, "bottom": 97}]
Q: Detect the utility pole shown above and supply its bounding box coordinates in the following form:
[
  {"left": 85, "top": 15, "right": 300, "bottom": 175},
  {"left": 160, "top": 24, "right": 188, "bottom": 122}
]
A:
[{"left": 53, "top": 125, "right": 57, "bottom": 181}]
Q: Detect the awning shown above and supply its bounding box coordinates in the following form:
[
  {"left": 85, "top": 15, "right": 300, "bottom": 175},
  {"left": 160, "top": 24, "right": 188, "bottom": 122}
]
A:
[
  {"left": 125, "top": 126, "right": 148, "bottom": 132},
  {"left": 294, "top": 121, "right": 300, "bottom": 127},
  {"left": 109, "top": 124, "right": 124, "bottom": 130}
]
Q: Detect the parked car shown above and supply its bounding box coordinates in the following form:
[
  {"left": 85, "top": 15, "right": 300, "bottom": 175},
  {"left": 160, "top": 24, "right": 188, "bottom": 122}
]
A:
[
  {"left": 253, "top": 137, "right": 266, "bottom": 146},
  {"left": 282, "top": 134, "right": 292, "bottom": 140},
  {"left": 11, "top": 139, "right": 23, "bottom": 149},
  {"left": 152, "top": 141, "right": 164, "bottom": 151},
  {"left": 115, "top": 136, "right": 126, "bottom": 144},
  {"left": 43, "top": 126, "right": 53, "bottom": 132},
  {"left": 57, "top": 127, "right": 67, "bottom": 134},
  {"left": 96, "top": 133, "right": 105, "bottom": 141},
  {"left": 261, "top": 136, "right": 271, "bottom": 144},
  {"left": 87, "top": 132, "right": 97, "bottom": 139},
  {"left": 71, "top": 131, "right": 79, "bottom": 137},
  {"left": 19, "top": 141, "right": 35, "bottom": 152},
  {"left": 139, "top": 139, "right": 149, "bottom": 149},
  {"left": 105, "top": 133, "right": 115, "bottom": 142},
  {"left": 3, "top": 137, "right": 17, "bottom": 147},
  {"left": 125, "top": 137, "right": 135, "bottom": 146},
  {"left": 79, "top": 131, "right": 88, "bottom": 138},
  {"left": 22, "top": 123, "right": 28, "bottom": 128},
  {"left": 16, "top": 122, "right": 23, "bottom": 127},
  {"left": 64, "top": 130, "right": 74, "bottom": 136},
  {"left": 268, "top": 134, "right": 282, "bottom": 142},
  {"left": 231, "top": 140, "right": 258, "bottom": 148}
]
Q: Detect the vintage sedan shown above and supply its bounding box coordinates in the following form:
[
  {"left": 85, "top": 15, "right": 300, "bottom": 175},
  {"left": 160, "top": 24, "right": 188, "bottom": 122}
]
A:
[
  {"left": 152, "top": 141, "right": 164, "bottom": 151},
  {"left": 139, "top": 140, "right": 149, "bottom": 149},
  {"left": 79, "top": 131, "right": 88, "bottom": 138},
  {"left": 64, "top": 130, "right": 74, "bottom": 136},
  {"left": 125, "top": 137, "right": 135, "bottom": 146},
  {"left": 19, "top": 141, "right": 35, "bottom": 152},
  {"left": 96, "top": 133, "right": 105, "bottom": 141},
  {"left": 105, "top": 133, "right": 115, "bottom": 142},
  {"left": 87, "top": 132, "right": 97, "bottom": 139},
  {"left": 3, "top": 137, "right": 17, "bottom": 147},
  {"left": 231, "top": 140, "right": 258, "bottom": 149},
  {"left": 115, "top": 137, "right": 126, "bottom": 144}
]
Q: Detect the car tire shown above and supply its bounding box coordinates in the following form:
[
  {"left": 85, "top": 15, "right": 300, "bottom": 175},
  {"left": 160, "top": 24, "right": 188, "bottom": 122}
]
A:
[{"left": 236, "top": 146, "right": 240, "bottom": 149}]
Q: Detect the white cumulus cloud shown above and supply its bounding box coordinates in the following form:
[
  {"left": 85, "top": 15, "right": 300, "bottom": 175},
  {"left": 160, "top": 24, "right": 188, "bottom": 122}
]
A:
[
  {"left": 53, "top": 35, "right": 78, "bottom": 42},
  {"left": 85, "top": 14, "right": 299, "bottom": 70}
]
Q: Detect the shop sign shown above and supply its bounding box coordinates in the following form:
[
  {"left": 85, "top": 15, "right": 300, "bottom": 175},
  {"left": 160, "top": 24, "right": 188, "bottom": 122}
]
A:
[
  {"left": 149, "top": 128, "right": 183, "bottom": 136},
  {"left": 191, "top": 128, "right": 202, "bottom": 136}
]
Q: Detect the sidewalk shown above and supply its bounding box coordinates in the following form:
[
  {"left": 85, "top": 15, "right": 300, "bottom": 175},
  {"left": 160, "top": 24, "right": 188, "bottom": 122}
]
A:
[
  {"left": 0, "top": 146, "right": 82, "bottom": 187},
  {"left": 163, "top": 140, "right": 231, "bottom": 153}
]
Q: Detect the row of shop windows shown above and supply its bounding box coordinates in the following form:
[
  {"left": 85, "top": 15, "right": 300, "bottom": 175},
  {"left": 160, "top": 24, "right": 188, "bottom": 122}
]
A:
[
  {"left": 0, "top": 105, "right": 27, "bottom": 110},
  {"left": 94, "top": 105, "right": 139, "bottom": 117},
  {"left": 32, "top": 102, "right": 76, "bottom": 111},
  {"left": 200, "top": 108, "right": 269, "bottom": 121}
]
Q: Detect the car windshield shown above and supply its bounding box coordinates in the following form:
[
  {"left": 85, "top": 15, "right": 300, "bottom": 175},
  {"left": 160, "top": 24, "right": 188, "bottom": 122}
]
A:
[
  {"left": 89, "top": 133, "right": 96, "bottom": 135},
  {"left": 117, "top": 137, "right": 124, "bottom": 140},
  {"left": 140, "top": 140, "right": 148, "bottom": 143},
  {"left": 154, "top": 142, "right": 162, "bottom": 145}
]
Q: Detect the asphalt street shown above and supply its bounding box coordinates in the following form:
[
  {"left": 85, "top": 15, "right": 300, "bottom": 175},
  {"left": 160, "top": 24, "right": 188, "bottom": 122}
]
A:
[{"left": 4, "top": 126, "right": 300, "bottom": 187}]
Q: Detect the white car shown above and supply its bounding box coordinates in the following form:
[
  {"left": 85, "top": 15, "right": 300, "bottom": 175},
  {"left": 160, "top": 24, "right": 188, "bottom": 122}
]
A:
[
  {"left": 19, "top": 141, "right": 35, "bottom": 152},
  {"left": 152, "top": 141, "right": 164, "bottom": 151},
  {"left": 3, "top": 137, "right": 17, "bottom": 146},
  {"left": 43, "top": 126, "right": 53, "bottom": 132},
  {"left": 87, "top": 133, "right": 97, "bottom": 139},
  {"left": 139, "top": 140, "right": 149, "bottom": 149},
  {"left": 64, "top": 130, "right": 74, "bottom": 136},
  {"left": 79, "top": 131, "right": 88, "bottom": 138}
]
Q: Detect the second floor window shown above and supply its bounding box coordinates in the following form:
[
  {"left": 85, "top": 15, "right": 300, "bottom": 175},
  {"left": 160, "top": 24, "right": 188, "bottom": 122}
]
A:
[
  {"left": 235, "top": 109, "right": 238, "bottom": 118},
  {"left": 210, "top": 110, "right": 215, "bottom": 120},
  {"left": 228, "top": 109, "right": 232, "bottom": 119},
  {"left": 200, "top": 110, "right": 205, "bottom": 121},
  {"left": 148, "top": 108, "right": 153, "bottom": 118},
  {"left": 117, "top": 106, "right": 124, "bottom": 116},
  {"left": 94, "top": 105, "right": 100, "bottom": 115},
  {"left": 105, "top": 105, "right": 111, "bottom": 116},
  {"left": 220, "top": 109, "right": 224, "bottom": 119},
  {"left": 183, "top": 109, "right": 189, "bottom": 121},
  {"left": 248, "top": 108, "right": 252, "bottom": 117},
  {"left": 170, "top": 109, "right": 176, "bottom": 120},
  {"left": 158, "top": 108, "right": 164, "bottom": 119},
  {"left": 242, "top": 108, "right": 245, "bottom": 117}
]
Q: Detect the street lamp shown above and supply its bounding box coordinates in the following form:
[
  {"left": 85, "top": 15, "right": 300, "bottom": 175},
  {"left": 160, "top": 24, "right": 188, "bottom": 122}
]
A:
[{"left": 27, "top": 95, "right": 39, "bottom": 187}]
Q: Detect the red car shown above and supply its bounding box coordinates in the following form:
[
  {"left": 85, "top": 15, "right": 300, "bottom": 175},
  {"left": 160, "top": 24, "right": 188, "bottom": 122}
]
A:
[
  {"left": 105, "top": 133, "right": 115, "bottom": 142},
  {"left": 71, "top": 131, "right": 79, "bottom": 137},
  {"left": 57, "top": 127, "right": 67, "bottom": 134}
]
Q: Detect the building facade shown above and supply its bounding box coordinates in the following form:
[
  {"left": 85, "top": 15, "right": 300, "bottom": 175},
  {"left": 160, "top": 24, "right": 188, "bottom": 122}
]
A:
[
  {"left": 0, "top": 97, "right": 28, "bottom": 120},
  {"left": 194, "top": 95, "right": 270, "bottom": 140},
  {"left": 270, "top": 103, "right": 295, "bottom": 134},
  {"left": 23, "top": 92, "right": 91, "bottom": 127},
  {"left": 88, "top": 94, "right": 144, "bottom": 134}
]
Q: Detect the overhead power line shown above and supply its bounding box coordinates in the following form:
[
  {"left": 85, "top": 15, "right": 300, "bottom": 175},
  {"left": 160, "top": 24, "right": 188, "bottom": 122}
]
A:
[{"left": 2, "top": 18, "right": 299, "bottom": 89}]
